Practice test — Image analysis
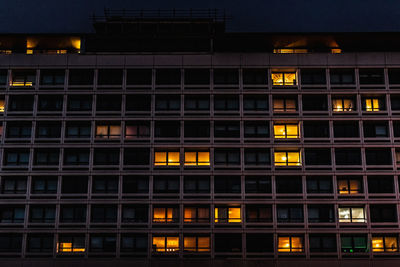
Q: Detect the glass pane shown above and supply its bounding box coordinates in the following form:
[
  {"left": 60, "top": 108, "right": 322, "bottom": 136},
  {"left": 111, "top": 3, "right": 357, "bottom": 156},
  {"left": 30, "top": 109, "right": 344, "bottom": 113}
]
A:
[
  {"left": 198, "top": 237, "right": 210, "bottom": 252},
  {"left": 351, "top": 208, "right": 365, "bottom": 222},
  {"left": 184, "top": 152, "right": 197, "bottom": 166},
  {"left": 152, "top": 237, "right": 165, "bottom": 252},
  {"left": 228, "top": 208, "right": 241, "bottom": 223},
  {"left": 278, "top": 237, "right": 291, "bottom": 252},
  {"left": 338, "top": 208, "right": 351, "bottom": 222},
  {"left": 198, "top": 152, "right": 210, "bottom": 165},
  {"left": 372, "top": 237, "right": 384, "bottom": 252},
  {"left": 287, "top": 152, "right": 301, "bottom": 166},
  {"left": 184, "top": 237, "right": 196, "bottom": 251},
  {"left": 154, "top": 152, "right": 166, "bottom": 166},
  {"left": 272, "top": 73, "right": 283, "bottom": 85},
  {"left": 166, "top": 237, "right": 179, "bottom": 251},
  {"left": 385, "top": 237, "right": 398, "bottom": 252},
  {"left": 167, "top": 152, "right": 180, "bottom": 165}
]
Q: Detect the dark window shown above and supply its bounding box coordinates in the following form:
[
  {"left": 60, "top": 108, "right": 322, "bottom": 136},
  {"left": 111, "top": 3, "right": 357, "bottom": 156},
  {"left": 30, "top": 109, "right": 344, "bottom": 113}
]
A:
[
  {"left": 214, "top": 176, "right": 241, "bottom": 193},
  {"left": 31, "top": 177, "right": 57, "bottom": 194},
  {"left": 391, "top": 95, "right": 400, "bottom": 110},
  {"left": 123, "top": 148, "right": 150, "bottom": 165},
  {"left": 8, "top": 95, "right": 34, "bottom": 111},
  {"left": 243, "top": 95, "right": 268, "bottom": 111},
  {"left": 243, "top": 69, "right": 268, "bottom": 85},
  {"left": 184, "top": 95, "right": 210, "bottom": 111},
  {"left": 1, "top": 177, "right": 27, "bottom": 194},
  {"left": 277, "top": 205, "right": 303, "bottom": 223},
  {"left": 34, "top": 148, "right": 59, "bottom": 165},
  {"left": 37, "top": 95, "right": 63, "bottom": 111},
  {"left": 333, "top": 121, "right": 359, "bottom": 138},
  {"left": 126, "top": 69, "right": 152, "bottom": 85},
  {"left": 368, "top": 176, "right": 394, "bottom": 193},
  {"left": 308, "top": 205, "right": 334, "bottom": 223},
  {"left": 27, "top": 234, "right": 53, "bottom": 252},
  {"left": 91, "top": 205, "right": 117, "bottom": 223},
  {"left": 214, "top": 95, "right": 239, "bottom": 111},
  {"left": 184, "top": 176, "right": 210, "bottom": 194},
  {"left": 4, "top": 149, "right": 30, "bottom": 166},
  {"left": 29, "top": 205, "right": 55, "bottom": 223},
  {"left": 341, "top": 235, "right": 368, "bottom": 253},
  {"left": 305, "top": 148, "right": 331, "bottom": 165},
  {"left": 215, "top": 233, "right": 242, "bottom": 253},
  {"left": 244, "top": 121, "right": 269, "bottom": 138},
  {"left": 67, "top": 95, "right": 92, "bottom": 111},
  {"left": 40, "top": 69, "right": 64, "bottom": 85},
  {"left": 126, "top": 94, "right": 151, "bottom": 112},
  {"left": 63, "top": 149, "right": 89, "bottom": 165},
  {"left": 65, "top": 121, "right": 91, "bottom": 138},
  {"left": 184, "top": 121, "right": 210, "bottom": 138},
  {"left": 302, "top": 95, "right": 328, "bottom": 111},
  {"left": 0, "top": 234, "right": 22, "bottom": 252},
  {"left": 246, "top": 234, "right": 273, "bottom": 253},
  {"left": 6, "top": 122, "right": 31, "bottom": 138},
  {"left": 184, "top": 69, "right": 210, "bottom": 85},
  {"left": 330, "top": 69, "right": 355, "bottom": 84},
  {"left": 97, "top": 69, "right": 122, "bottom": 85},
  {"left": 365, "top": 148, "right": 392, "bottom": 165},
  {"left": 246, "top": 205, "right": 272, "bottom": 222},
  {"left": 273, "top": 97, "right": 297, "bottom": 112},
  {"left": 60, "top": 205, "right": 86, "bottom": 223},
  {"left": 61, "top": 176, "right": 88, "bottom": 194},
  {"left": 0, "top": 70, "right": 8, "bottom": 85},
  {"left": 214, "top": 149, "right": 240, "bottom": 165},
  {"left": 156, "top": 69, "right": 180, "bottom": 85},
  {"left": 214, "top": 121, "right": 240, "bottom": 138},
  {"left": 122, "top": 176, "right": 149, "bottom": 194},
  {"left": 214, "top": 69, "right": 239, "bottom": 84},
  {"left": 335, "top": 148, "right": 361, "bottom": 165},
  {"left": 92, "top": 176, "right": 118, "bottom": 194},
  {"left": 359, "top": 68, "right": 384, "bottom": 84},
  {"left": 125, "top": 122, "right": 150, "bottom": 139},
  {"left": 388, "top": 69, "right": 400, "bottom": 84},
  {"left": 155, "top": 121, "right": 180, "bottom": 138},
  {"left": 309, "top": 235, "right": 337, "bottom": 252},
  {"left": 153, "top": 176, "right": 179, "bottom": 194},
  {"left": 306, "top": 177, "right": 332, "bottom": 194},
  {"left": 370, "top": 205, "right": 397, "bottom": 223},
  {"left": 0, "top": 206, "right": 25, "bottom": 223},
  {"left": 93, "top": 148, "right": 119, "bottom": 165},
  {"left": 96, "top": 95, "right": 121, "bottom": 111},
  {"left": 245, "top": 176, "right": 271, "bottom": 193},
  {"left": 155, "top": 95, "right": 180, "bottom": 111},
  {"left": 122, "top": 205, "right": 148, "bottom": 223},
  {"left": 36, "top": 121, "right": 61, "bottom": 138},
  {"left": 301, "top": 69, "right": 326, "bottom": 84},
  {"left": 90, "top": 235, "right": 116, "bottom": 252},
  {"left": 69, "top": 69, "right": 94, "bottom": 85},
  {"left": 363, "top": 122, "right": 388, "bottom": 137},
  {"left": 276, "top": 176, "right": 302, "bottom": 194},
  {"left": 121, "top": 234, "right": 148, "bottom": 253},
  {"left": 244, "top": 148, "right": 270, "bottom": 165},
  {"left": 303, "top": 121, "right": 329, "bottom": 138}
]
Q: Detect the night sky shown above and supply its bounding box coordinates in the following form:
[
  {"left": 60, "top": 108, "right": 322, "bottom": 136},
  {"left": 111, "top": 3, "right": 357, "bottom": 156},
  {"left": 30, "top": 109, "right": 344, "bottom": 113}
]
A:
[{"left": 2, "top": 0, "right": 400, "bottom": 33}]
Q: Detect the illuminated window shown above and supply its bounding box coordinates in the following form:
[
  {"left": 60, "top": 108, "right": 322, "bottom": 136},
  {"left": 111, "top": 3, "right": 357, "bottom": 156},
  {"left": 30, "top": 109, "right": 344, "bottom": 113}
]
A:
[
  {"left": 274, "top": 151, "right": 301, "bottom": 166},
  {"left": 271, "top": 72, "right": 297, "bottom": 86},
  {"left": 152, "top": 236, "right": 179, "bottom": 252},
  {"left": 331, "top": 48, "right": 342, "bottom": 54},
  {"left": 184, "top": 207, "right": 209, "bottom": 223},
  {"left": 154, "top": 152, "right": 180, "bottom": 166},
  {"left": 341, "top": 235, "right": 368, "bottom": 253},
  {"left": 338, "top": 207, "right": 366, "bottom": 223},
  {"left": 273, "top": 49, "right": 307, "bottom": 54},
  {"left": 10, "top": 70, "right": 35, "bottom": 87},
  {"left": 337, "top": 178, "right": 362, "bottom": 194},
  {"left": 95, "top": 124, "right": 121, "bottom": 139},
  {"left": 214, "top": 207, "right": 241, "bottom": 223},
  {"left": 274, "top": 124, "right": 299, "bottom": 139},
  {"left": 372, "top": 236, "right": 398, "bottom": 252},
  {"left": 0, "top": 99, "right": 4, "bottom": 112},
  {"left": 57, "top": 236, "right": 85, "bottom": 253},
  {"left": 184, "top": 152, "right": 210, "bottom": 166},
  {"left": 278, "top": 236, "right": 303, "bottom": 252},
  {"left": 273, "top": 98, "right": 297, "bottom": 112},
  {"left": 184, "top": 236, "right": 210, "bottom": 252},
  {"left": 153, "top": 207, "right": 178, "bottom": 223},
  {"left": 332, "top": 99, "right": 354, "bottom": 112},
  {"left": 364, "top": 98, "right": 380, "bottom": 111}
]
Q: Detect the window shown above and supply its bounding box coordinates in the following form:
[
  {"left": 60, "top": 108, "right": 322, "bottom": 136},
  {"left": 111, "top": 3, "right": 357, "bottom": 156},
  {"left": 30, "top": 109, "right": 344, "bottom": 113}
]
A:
[
  {"left": 246, "top": 234, "right": 273, "bottom": 253},
  {"left": 63, "top": 149, "right": 89, "bottom": 165},
  {"left": 156, "top": 69, "right": 181, "bottom": 85},
  {"left": 359, "top": 68, "right": 384, "bottom": 84},
  {"left": 308, "top": 205, "right": 334, "bottom": 223},
  {"left": 243, "top": 95, "right": 268, "bottom": 111},
  {"left": 91, "top": 205, "right": 117, "bottom": 223},
  {"left": 154, "top": 151, "right": 180, "bottom": 166},
  {"left": 306, "top": 177, "right": 332, "bottom": 194},
  {"left": 10, "top": 69, "right": 35, "bottom": 87},
  {"left": 214, "top": 149, "right": 240, "bottom": 165},
  {"left": 278, "top": 236, "right": 303, "bottom": 252},
  {"left": 65, "top": 122, "right": 91, "bottom": 138},
  {"left": 244, "top": 121, "right": 269, "bottom": 138},
  {"left": 8, "top": 95, "right": 33, "bottom": 111},
  {"left": 29, "top": 205, "right": 55, "bottom": 223},
  {"left": 36, "top": 122, "right": 61, "bottom": 138},
  {"left": 0, "top": 98, "right": 4, "bottom": 112},
  {"left": 69, "top": 69, "right": 94, "bottom": 85},
  {"left": 309, "top": 235, "right": 337, "bottom": 252},
  {"left": 184, "top": 206, "right": 209, "bottom": 223},
  {"left": 153, "top": 176, "right": 179, "bottom": 194},
  {"left": 274, "top": 151, "right": 301, "bottom": 166},
  {"left": 333, "top": 122, "right": 359, "bottom": 138},
  {"left": 370, "top": 205, "right": 397, "bottom": 223},
  {"left": 303, "top": 121, "right": 329, "bottom": 138},
  {"left": 394, "top": 121, "right": 400, "bottom": 137},
  {"left": 0, "top": 70, "right": 7, "bottom": 85},
  {"left": 37, "top": 95, "right": 63, "bottom": 111},
  {"left": 338, "top": 207, "right": 366, "bottom": 223},
  {"left": 121, "top": 234, "right": 148, "bottom": 253},
  {"left": 214, "top": 121, "right": 240, "bottom": 138},
  {"left": 40, "top": 69, "right": 64, "bottom": 85},
  {"left": 184, "top": 151, "right": 210, "bottom": 166},
  {"left": 184, "top": 121, "right": 210, "bottom": 138},
  {"left": 97, "top": 69, "right": 122, "bottom": 85},
  {"left": 92, "top": 176, "right": 118, "bottom": 194},
  {"left": 183, "top": 236, "right": 210, "bottom": 252},
  {"left": 341, "top": 235, "right": 368, "bottom": 253},
  {"left": 155, "top": 95, "right": 180, "bottom": 111},
  {"left": 122, "top": 176, "right": 149, "bottom": 194},
  {"left": 123, "top": 148, "right": 150, "bottom": 165},
  {"left": 6, "top": 122, "right": 31, "bottom": 138},
  {"left": 155, "top": 121, "right": 180, "bottom": 138},
  {"left": 215, "top": 234, "right": 242, "bottom": 253},
  {"left": 184, "top": 95, "right": 210, "bottom": 111},
  {"left": 67, "top": 95, "right": 92, "bottom": 111},
  {"left": 335, "top": 148, "right": 361, "bottom": 165},
  {"left": 301, "top": 69, "right": 326, "bottom": 84},
  {"left": 363, "top": 98, "right": 382, "bottom": 111},
  {"left": 184, "top": 69, "right": 210, "bottom": 85},
  {"left": 31, "top": 177, "right": 57, "bottom": 194},
  {"left": 302, "top": 95, "right": 328, "bottom": 111},
  {"left": 0, "top": 234, "right": 22, "bottom": 252},
  {"left": 33, "top": 149, "right": 59, "bottom": 165},
  {"left": 214, "top": 95, "right": 239, "bottom": 111},
  {"left": 391, "top": 95, "right": 400, "bottom": 111},
  {"left": 271, "top": 72, "right": 297, "bottom": 86},
  {"left": 277, "top": 205, "right": 303, "bottom": 223},
  {"left": 368, "top": 176, "right": 394, "bottom": 193},
  {"left": 274, "top": 123, "right": 299, "bottom": 138},
  {"left": 372, "top": 236, "right": 398, "bottom": 252},
  {"left": 125, "top": 122, "right": 150, "bottom": 139},
  {"left": 96, "top": 95, "right": 121, "bottom": 111},
  {"left": 93, "top": 148, "right": 119, "bottom": 165},
  {"left": 0, "top": 206, "right": 25, "bottom": 223},
  {"left": 305, "top": 148, "right": 331, "bottom": 165},
  {"left": 363, "top": 122, "right": 388, "bottom": 137},
  {"left": 4, "top": 149, "right": 30, "bottom": 166},
  {"left": 244, "top": 148, "right": 270, "bottom": 165},
  {"left": 243, "top": 69, "right": 268, "bottom": 85},
  {"left": 61, "top": 176, "right": 88, "bottom": 194},
  {"left": 57, "top": 235, "right": 85, "bottom": 253},
  {"left": 365, "top": 148, "right": 392, "bottom": 165},
  {"left": 27, "top": 234, "right": 53, "bottom": 252},
  {"left": 337, "top": 177, "right": 362, "bottom": 194},
  {"left": 90, "top": 235, "right": 116, "bottom": 252},
  {"left": 152, "top": 236, "right": 179, "bottom": 252},
  {"left": 95, "top": 124, "right": 121, "bottom": 139},
  {"left": 126, "top": 69, "right": 152, "bottom": 85},
  {"left": 330, "top": 69, "right": 355, "bottom": 84},
  {"left": 332, "top": 98, "right": 355, "bottom": 111},
  {"left": 1, "top": 177, "right": 26, "bottom": 194},
  {"left": 246, "top": 205, "right": 272, "bottom": 222},
  {"left": 122, "top": 204, "right": 148, "bottom": 223},
  {"left": 184, "top": 176, "right": 210, "bottom": 194},
  {"left": 389, "top": 69, "right": 400, "bottom": 84},
  {"left": 276, "top": 176, "right": 302, "bottom": 194},
  {"left": 214, "top": 69, "right": 238, "bottom": 84},
  {"left": 126, "top": 95, "right": 151, "bottom": 112},
  {"left": 273, "top": 97, "right": 297, "bottom": 112},
  {"left": 214, "top": 176, "right": 241, "bottom": 194},
  {"left": 214, "top": 207, "right": 241, "bottom": 223},
  {"left": 60, "top": 205, "right": 86, "bottom": 223},
  {"left": 245, "top": 176, "right": 271, "bottom": 193}
]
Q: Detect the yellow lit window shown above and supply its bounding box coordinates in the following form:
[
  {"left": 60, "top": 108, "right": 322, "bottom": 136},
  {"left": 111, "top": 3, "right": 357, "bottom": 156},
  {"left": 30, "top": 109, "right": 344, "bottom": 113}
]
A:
[
  {"left": 153, "top": 207, "right": 176, "bottom": 223},
  {"left": 214, "top": 207, "right": 241, "bottom": 223},
  {"left": 272, "top": 72, "right": 296, "bottom": 86},
  {"left": 152, "top": 236, "right": 179, "bottom": 252},
  {"left": 154, "top": 151, "right": 180, "bottom": 166},
  {"left": 273, "top": 49, "right": 308, "bottom": 54},
  {"left": 95, "top": 125, "right": 121, "bottom": 139},
  {"left": 274, "top": 151, "right": 301, "bottom": 166},
  {"left": 10, "top": 74, "right": 34, "bottom": 87},
  {"left": 0, "top": 50, "right": 12, "bottom": 54},
  {"left": 57, "top": 242, "right": 85, "bottom": 253},
  {"left": 184, "top": 207, "right": 209, "bottom": 223},
  {"left": 372, "top": 237, "right": 398, "bottom": 252},
  {"left": 365, "top": 98, "right": 380, "bottom": 112},
  {"left": 0, "top": 99, "right": 4, "bottom": 112},
  {"left": 274, "top": 124, "right": 299, "bottom": 138},
  {"left": 331, "top": 48, "right": 342, "bottom": 54},
  {"left": 278, "top": 236, "right": 303, "bottom": 252},
  {"left": 333, "top": 99, "right": 354, "bottom": 112},
  {"left": 337, "top": 179, "right": 361, "bottom": 194},
  {"left": 184, "top": 236, "right": 210, "bottom": 252},
  {"left": 184, "top": 151, "right": 210, "bottom": 166},
  {"left": 273, "top": 98, "right": 297, "bottom": 112},
  {"left": 338, "top": 207, "right": 365, "bottom": 223}
]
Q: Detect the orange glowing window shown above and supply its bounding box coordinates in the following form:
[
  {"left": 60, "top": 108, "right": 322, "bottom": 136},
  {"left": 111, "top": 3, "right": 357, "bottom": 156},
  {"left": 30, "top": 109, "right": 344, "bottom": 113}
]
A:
[
  {"left": 274, "top": 151, "right": 301, "bottom": 166},
  {"left": 331, "top": 48, "right": 342, "bottom": 54},
  {"left": 364, "top": 98, "right": 380, "bottom": 112},
  {"left": 372, "top": 236, "right": 398, "bottom": 252},
  {"left": 274, "top": 124, "right": 299, "bottom": 139},
  {"left": 95, "top": 125, "right": 121, "bottom": 139},
  {"left": 154, "top": 151, "right": 180, "bottom": 166},
  {"left": 272, "top": 72, "right": 297, "bottom": 86},
  {"left": 273, "top": 98, "right": 297, "bottom": 112},
  {"left": 333, "top": 99, "right": 354, "bottom": 112},
  {"left": 278, "top": 236, "right": 303, "bottom": 252},
  {"left": 273, "top": 49, "right": 307, "bottom": 54},
  {"left": 337, "top": 179, "right": 361, "bottom": 194},
  {"left": 0, "top": 99, "right": 4, "bottom": 112},
  {"left": 10, "top": 71, "right": 35, "bottom": 87},
  {"left": 184, "top": 236, "right": 210, "bottom": 252},
  {"left": 184, "top": 207, "right": 209, "bottom": 223},
  {"left": 56, "top": 237, "right": 85, "bottom": 253},
  {"left": 153, "top": 207, "right": 177, "bottom": 223},
  {"left": 152, "top": 236, "right": 179, "bottom": 252},
  {"left": 214, "top": 207, "right": 241, "bottom": 223},
  {"left": 184, "top": 151, "right": 210, "bottom": 166}
]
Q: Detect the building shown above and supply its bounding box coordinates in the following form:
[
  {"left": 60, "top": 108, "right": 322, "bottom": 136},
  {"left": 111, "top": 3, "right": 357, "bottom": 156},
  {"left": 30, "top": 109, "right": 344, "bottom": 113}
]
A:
[{"left": 0, "top": 9, "right": 400, "bottom": 267}]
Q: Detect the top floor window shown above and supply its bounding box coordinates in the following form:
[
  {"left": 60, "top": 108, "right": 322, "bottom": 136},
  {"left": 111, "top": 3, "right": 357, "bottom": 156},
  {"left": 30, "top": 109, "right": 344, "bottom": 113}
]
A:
[
  {"left": 126, "top": 69, "right": 152, "bottom": 85},
  {"left": 40, "top": 69, "right": 64, "bottom": 85},
  {"left": 10, "top": 70, "right": 36, "bottom": 87},
  {"left": 213, "top": 69, "right": 239, "bottom": 85},
  {"left": 243, "top": 69, "right": 268, "bottom": 85},
  {"left": 271, "top": 72, "right": 296, "bottom": 86},
  {"left": 97, "top": 69, "right": 123, "bottom": 85},
  {"left": 301, "top": 69, "right": 326, "bottom": 85},
  {"left": 330, "top": 69, "right": 355, "bottom": 85},
  {"left": 68, "top": 69, "right": 94, "bottom": 85},
  {"left": 184, "top": 69, "right": 210, "bottom": 85},
  {"left": 359, "top": 69, "right": 384, "bottom": 84}
]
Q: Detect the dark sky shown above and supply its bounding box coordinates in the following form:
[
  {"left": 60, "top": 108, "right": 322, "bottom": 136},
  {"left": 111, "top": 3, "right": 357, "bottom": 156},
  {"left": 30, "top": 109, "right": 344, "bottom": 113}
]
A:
[{"left": 2, "top": 0, "right": 400, "bottom": 33}]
